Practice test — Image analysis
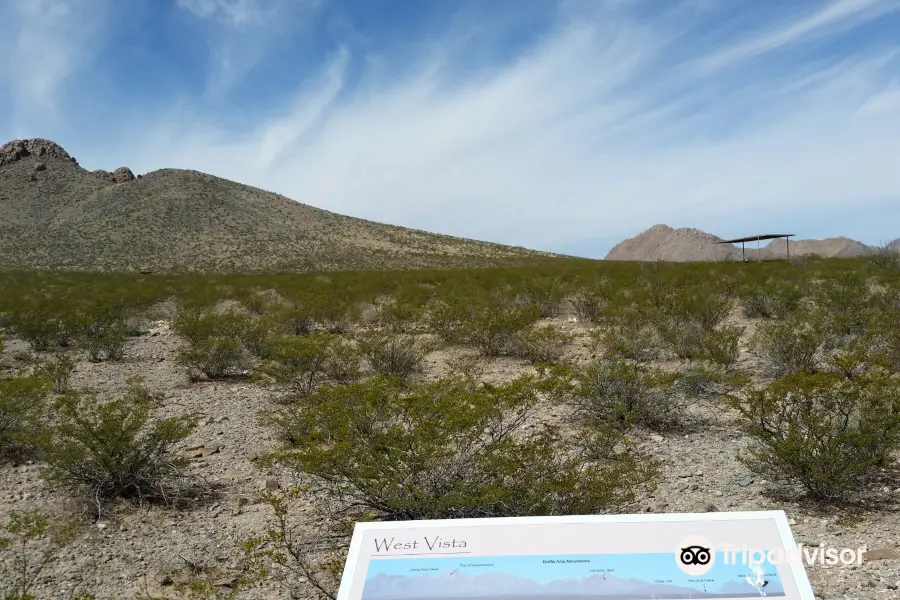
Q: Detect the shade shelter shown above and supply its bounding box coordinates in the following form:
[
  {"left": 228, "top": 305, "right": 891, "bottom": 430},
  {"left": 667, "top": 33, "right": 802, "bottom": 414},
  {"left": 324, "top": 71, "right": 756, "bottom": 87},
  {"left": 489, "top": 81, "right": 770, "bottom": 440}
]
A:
[{"left": 716, "top": 234, "right": 795, "bottom": 261}]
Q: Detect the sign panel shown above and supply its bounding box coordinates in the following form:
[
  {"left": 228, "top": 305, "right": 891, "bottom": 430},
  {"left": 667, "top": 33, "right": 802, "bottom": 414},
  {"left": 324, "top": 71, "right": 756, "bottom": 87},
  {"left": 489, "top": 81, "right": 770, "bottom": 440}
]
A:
[{"left": 336, "top": 511, "right": 817, "bottom": 600}]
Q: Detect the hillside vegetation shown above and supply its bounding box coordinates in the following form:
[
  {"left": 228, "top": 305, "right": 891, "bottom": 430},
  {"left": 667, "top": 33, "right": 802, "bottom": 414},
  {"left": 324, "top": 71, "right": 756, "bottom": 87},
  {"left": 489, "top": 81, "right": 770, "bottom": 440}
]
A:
[
  {"left": 0, "top": 139, "right": 565, "bottom": 273},
  {"left": 2, "top": 253, "right": 900, "bottom": 599}
]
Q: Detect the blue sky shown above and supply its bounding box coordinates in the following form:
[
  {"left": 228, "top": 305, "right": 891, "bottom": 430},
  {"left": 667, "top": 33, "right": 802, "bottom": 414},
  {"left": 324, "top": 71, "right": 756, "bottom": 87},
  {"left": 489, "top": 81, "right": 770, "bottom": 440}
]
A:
[{"left": 2, "top": 0, "right": 899, "bottom": 258}]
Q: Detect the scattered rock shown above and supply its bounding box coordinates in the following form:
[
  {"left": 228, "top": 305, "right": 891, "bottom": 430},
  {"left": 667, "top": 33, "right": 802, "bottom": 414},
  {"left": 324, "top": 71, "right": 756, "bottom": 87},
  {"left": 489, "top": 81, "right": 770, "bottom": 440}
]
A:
[
  {"left": 183, "top": 446, "right": 220, "bottom": 459},
  {"left": 264, "top": 477, "right": 279, "bottom": 491},
  {"left": 738, "top": 476, "right": 754, "bottom": 487},
  {"left": 691, "top": 501, "right": 718, "bottom": 513},
  {"left": 33, "top": 161, "right": 46, "bottom": 172},
  {"left": 864, "top": 547, "right": 900, "bottom": 561}
]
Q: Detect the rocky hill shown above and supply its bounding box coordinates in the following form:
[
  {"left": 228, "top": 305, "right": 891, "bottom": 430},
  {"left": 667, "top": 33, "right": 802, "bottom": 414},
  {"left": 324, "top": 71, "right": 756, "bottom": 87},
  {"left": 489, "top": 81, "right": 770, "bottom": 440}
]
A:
[
  {"left": 0, "top": 139, "right": 566, "bottom": 273},
  {"left": 605, "top": 224, "right": 876, "bottom": 262}
]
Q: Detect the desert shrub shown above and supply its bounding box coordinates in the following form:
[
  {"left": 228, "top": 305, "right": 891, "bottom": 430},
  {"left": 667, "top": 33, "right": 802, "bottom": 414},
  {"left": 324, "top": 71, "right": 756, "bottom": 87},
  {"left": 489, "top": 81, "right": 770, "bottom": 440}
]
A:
[
  {"left": 265, "top": 376, "right": 658, "bottom": 520},
  {"left": 38, "top": 390, "right": 196, "bottom": 516},
  {"left": 239, "top": 316, "right": 277, "bottom": 359},
  {"left": 810, "top": 273, "right": 872, "bottom": 344},
  {"left": 672, "top": 361, "right": 749, "bottom": 399},
  {"left": 425, "top": 298, "right": 469, "bottom": 343},
  {"left": 7, "top": 302, "right": 70, "bottom": 351},
  {"left": 699, "top": 325, "right": 744, "bottom": 368},
  {"left": 355, "top": 333, "right": 430, "bottom": 379},
  {"left": 868, "top": 243, "right": 900, "bottom": 270},
  {"left": 458, "top": 298, "right": 540, "bottom": 357},
  {"left": 444, "top": 352, "right": 487, "bottom": 388},
  {"left": 649, "top": 288, "right": 735, "bottom": 361},
  {"left": 653, "top": 286, "right": 731, "bottom": 331},
  {"left": 569, "top": 360, "right": 683, "bottom": 431},
  {"left": 512, "top": 324, "right": 574, "bottom": 364},
  {"left": 375, "top": 299, "right": 422, "bottom": 333},
  {"left": 568, "top": 281, "right": 610, "bottom": 323},
  {"left": 309, "top": 298, "right": 357, "bottom": 334},
  {"left": 741, "top": 282, "right": 804, "bottom": 319},
  {"left": 0, "top": 509, "right": 92, "bottom": 600},
  {"left": 727, "top": 372, "right": 900, "bottom": 501},
  {"left": 595, "top": 322, "right": 661, "bottom": 364},
  {"left": 0, "top": 377, "right": 48, "bottom": 454},
  {"left": 277, "top": 302, "right": 316, "bottom": 335},
  {"left": 519, "top": 277, "right": 567, "bottom": 317},
  {"left": 81, "top": 310, "right": 129, "bottom": 362},
  {"left": 178, "top": 337, "right": 252, "bottom": 381},
  {"left": 322, "top": 338, "right": 362, "bottom": 383},
  {"left": 257, "top": 334, "right": 334, "bottom": 395},
  {"left": 173, "top": 308, "right": 247, "bottom": 345},
  {"left": 751, "top": 317, "right": 824, "bottom": 376},
  {"left": 33, "top": 354, "right": 76, "bottom": 394}
]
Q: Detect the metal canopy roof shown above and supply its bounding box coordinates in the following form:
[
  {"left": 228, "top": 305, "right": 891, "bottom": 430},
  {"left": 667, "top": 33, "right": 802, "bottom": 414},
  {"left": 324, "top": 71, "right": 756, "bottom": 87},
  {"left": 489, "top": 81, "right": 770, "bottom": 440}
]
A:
[{"left": 716, "top": 234, "right": 795, "bottom": 244}]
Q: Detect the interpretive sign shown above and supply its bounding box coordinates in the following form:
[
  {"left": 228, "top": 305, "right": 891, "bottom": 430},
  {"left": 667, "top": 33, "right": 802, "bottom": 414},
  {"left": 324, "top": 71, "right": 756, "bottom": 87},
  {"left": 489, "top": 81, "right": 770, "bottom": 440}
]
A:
[{"left": 336, "top": 511, "right": 817, "bottom": 600}]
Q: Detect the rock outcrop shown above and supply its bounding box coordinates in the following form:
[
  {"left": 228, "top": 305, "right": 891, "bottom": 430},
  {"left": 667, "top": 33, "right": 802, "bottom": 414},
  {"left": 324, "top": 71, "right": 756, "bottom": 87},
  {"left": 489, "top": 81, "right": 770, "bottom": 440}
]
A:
[
  {"left": 0, "top": 138, "right": 78, "bottom": 167},
  {"left": 92, "top": 167, "right": 135, "bottom": 183},
  {"left": 605, "top": 224, "right": 740, "bottom": 262}
]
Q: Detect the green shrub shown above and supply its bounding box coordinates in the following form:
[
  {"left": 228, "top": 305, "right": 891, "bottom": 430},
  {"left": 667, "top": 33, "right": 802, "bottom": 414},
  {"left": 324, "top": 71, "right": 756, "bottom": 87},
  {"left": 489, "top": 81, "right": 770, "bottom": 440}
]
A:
[
  {"left": 8, "top": 303, "right": 66, "bottom": 351},
  {"left": 173, "top": 308, "right": 247, "bottom": 345},
  {"left": 82, "top": 311, "right": 129, "bottom": 362},
  {"left": 519, "top": 277, "right": 567, "bottom": 317},
  {"left": 264, "top": 376, "right": 657, "bottom": 520},
  {"left": 751, "top": 317, "right": 824, "bottom": 376},
  {"left": 355, "top": 333, "right": 430, "bottom": 379},
  {"left": 178, "top": 337, "right": 252, "bottom": 381},
  {"left": 459, "top": 299, "right": 540, "bottom": 357},
  {"left": 727, "top": 372, "right": 900, "bottom": 501},
  {"left": 0, "top": 509, "right": 91, "bottom": 600},
  {"left": 444, "top": 352, "right": 487, "bottom": 388},
  {"left": 277, "top": 302, "right": 316, "bottom": 335},
  {"left": 568, "top": 282, "right": 610, "bottom": 323},
  {"left": 38, "top": 390, "right": 196, "bottom": 516},
  {"left": 700, "top": 325, "right": 744, "bottom": 368},
  {"left": 671, "top": 361, "right": 749, "bottom": 399},
  {"left": 257, "top": 334, "right": 334, "bottom": 395},
  {"left": 323, "top": 337, "right": 362, "bottom": 383},
  {"left": 0, "top": 377, "right": 48, "bottom": 454},
  {"left": 569, "top": 361, "right": 683, "bottom": 431},
  {"left": 425, "top": 298, "right": 469, "bottom": 343},
  {"left": 868, "top": 244, "right": 900, "bottom": 270},
  {"left": 33, "top": 354, "right": 76, "bottom": 394},
  {"left": 595, "top": 323, "right": 661, "bottom": 364},
  {"left": 740, "top": 282, "right": 804, "bottom": 319},
  {"left": 512, "top": 324, "right": 573, "bottom": 364}
]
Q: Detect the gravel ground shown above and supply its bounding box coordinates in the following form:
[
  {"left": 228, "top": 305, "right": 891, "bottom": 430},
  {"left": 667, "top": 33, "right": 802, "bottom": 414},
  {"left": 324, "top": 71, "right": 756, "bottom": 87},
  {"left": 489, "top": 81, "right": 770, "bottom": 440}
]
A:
[{"left": 1, "top": 317, "right": 899, "bottom": 600}]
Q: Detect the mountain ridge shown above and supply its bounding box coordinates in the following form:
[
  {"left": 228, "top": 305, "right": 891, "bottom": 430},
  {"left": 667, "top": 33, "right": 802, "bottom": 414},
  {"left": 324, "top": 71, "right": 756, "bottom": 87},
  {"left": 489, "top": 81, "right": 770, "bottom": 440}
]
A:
[
  {"left": 605, "top": 224, "right": 885, "bottom": 262},
  {"left": 0, "top": 138, "right": 569, "bottom": 273}
]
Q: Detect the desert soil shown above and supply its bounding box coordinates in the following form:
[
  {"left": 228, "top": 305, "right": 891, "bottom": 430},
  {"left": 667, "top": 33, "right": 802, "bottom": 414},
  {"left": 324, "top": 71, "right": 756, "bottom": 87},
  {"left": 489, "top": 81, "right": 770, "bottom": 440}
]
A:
[{"left": 1, "top": 316, "right": 899, "bottom": 600}]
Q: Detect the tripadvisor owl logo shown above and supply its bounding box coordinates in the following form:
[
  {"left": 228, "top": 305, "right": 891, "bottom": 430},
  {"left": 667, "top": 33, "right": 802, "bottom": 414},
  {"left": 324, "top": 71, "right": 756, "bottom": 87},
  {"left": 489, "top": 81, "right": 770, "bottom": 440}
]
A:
[{"left": 676, "top": 535, "right": 716, "bottom": 576}]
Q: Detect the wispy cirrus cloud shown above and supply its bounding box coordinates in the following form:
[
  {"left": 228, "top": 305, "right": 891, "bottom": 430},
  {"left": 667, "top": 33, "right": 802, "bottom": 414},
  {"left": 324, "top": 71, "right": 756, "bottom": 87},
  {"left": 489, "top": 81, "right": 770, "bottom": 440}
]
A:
[
  {"left": 0, "top": 0, "right": 114, "bottom": 133},
  {"left": 3, "top": 0, "right": 900, "bottom": 257},
  {"left": 175, "top": 0, "right": 325, "bottom": 96}
]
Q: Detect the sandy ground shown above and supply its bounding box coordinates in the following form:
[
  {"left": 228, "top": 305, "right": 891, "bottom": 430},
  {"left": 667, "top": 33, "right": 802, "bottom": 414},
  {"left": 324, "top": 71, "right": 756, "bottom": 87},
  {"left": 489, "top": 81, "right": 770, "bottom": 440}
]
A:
[{"left": 1, "top": 314, "right": 899, "bottom": 600}]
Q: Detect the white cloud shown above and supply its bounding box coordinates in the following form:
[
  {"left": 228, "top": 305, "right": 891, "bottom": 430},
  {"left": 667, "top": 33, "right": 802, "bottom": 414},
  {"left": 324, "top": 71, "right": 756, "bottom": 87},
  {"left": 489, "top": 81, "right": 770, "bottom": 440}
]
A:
[
  {"left": 6, "top": 0, "right": 900, "bottom": 256},
  {"left": 176, "top": 0, "right": 325, "bottom": 95},
  {"left": 694, "top": 0, "right": 900, "bottom": 74},
  {"left": 0, "top": 0, "right": 113, "bottom": 132}
]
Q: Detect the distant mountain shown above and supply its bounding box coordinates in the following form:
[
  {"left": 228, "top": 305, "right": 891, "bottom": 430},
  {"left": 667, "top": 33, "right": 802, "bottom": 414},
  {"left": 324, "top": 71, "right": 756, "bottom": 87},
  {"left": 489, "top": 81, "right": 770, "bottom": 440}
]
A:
[
  {"left": 0, "top": 138, "right": 567, "bottom": 273},
  {"left": 604, "top": 224, "right": 739, "bottom": 262},
  {"left": 360, "top": 570, "right": 768, "bottom": 599},
  {"left": 605, "top": 224, "right": 874, "bottom": 262}
]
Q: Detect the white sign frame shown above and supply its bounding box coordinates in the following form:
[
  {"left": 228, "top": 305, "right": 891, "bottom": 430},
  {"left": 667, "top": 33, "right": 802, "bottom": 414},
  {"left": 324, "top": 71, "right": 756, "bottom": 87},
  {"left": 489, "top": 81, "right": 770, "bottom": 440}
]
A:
[{"left": 336, "top": 510, "right": 817, "bottom": 600}]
